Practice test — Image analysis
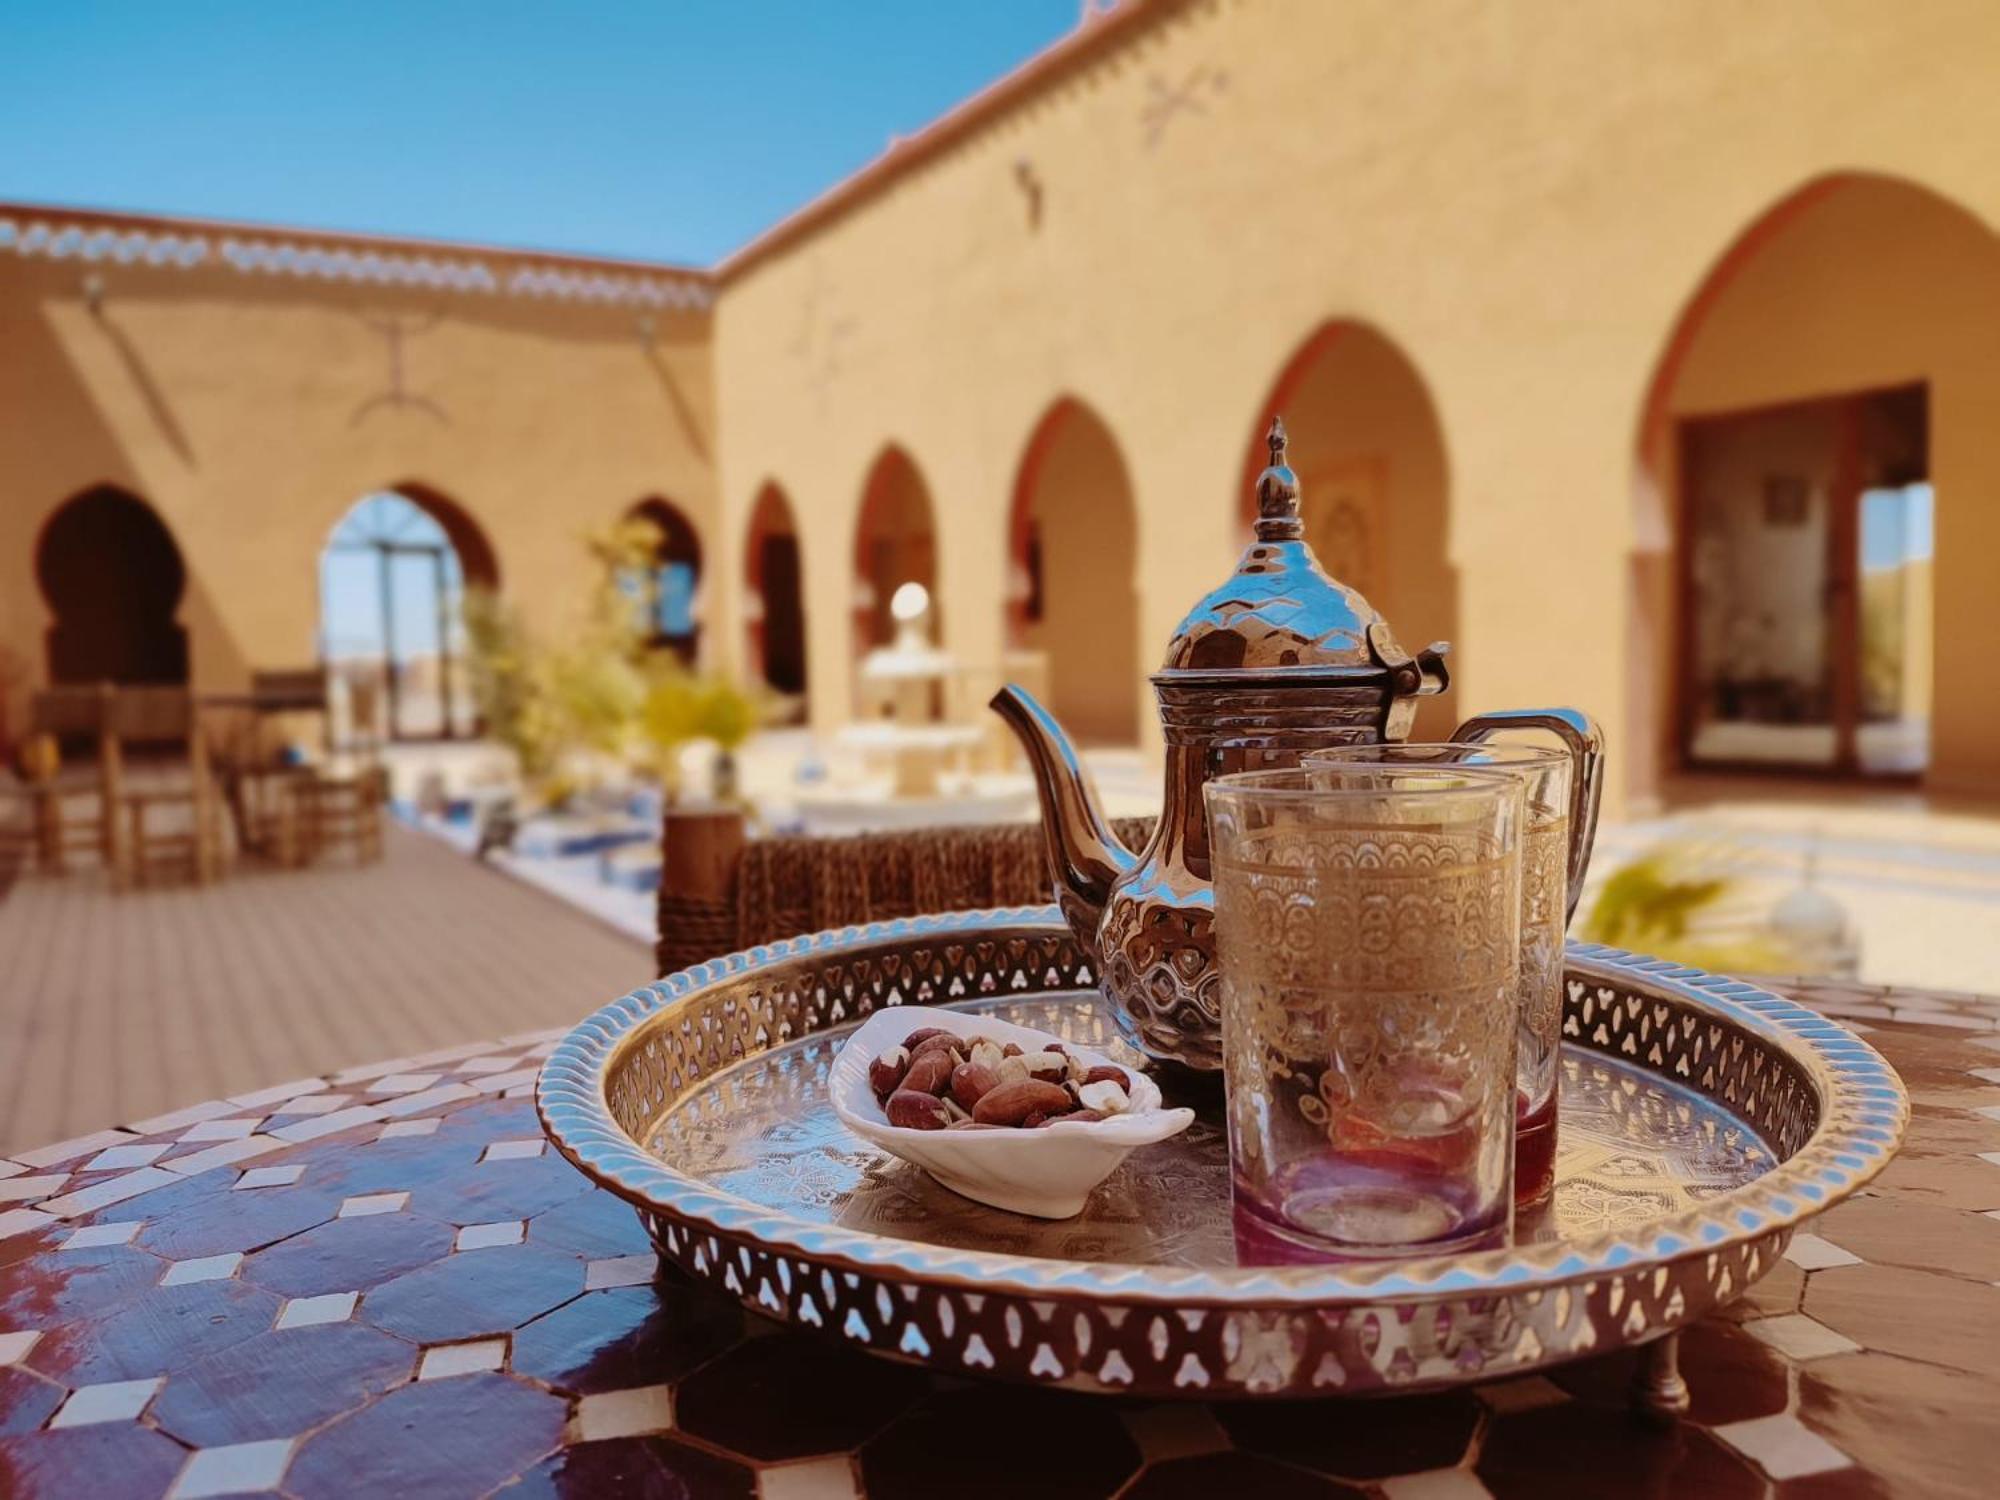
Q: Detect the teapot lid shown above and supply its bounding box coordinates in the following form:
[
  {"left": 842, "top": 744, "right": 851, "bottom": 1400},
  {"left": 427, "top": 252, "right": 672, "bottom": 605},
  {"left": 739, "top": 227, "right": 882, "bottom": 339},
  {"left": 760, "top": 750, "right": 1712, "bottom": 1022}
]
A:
[{"left": 1159, "top": 417, "right": 1411, "bottom": 677}]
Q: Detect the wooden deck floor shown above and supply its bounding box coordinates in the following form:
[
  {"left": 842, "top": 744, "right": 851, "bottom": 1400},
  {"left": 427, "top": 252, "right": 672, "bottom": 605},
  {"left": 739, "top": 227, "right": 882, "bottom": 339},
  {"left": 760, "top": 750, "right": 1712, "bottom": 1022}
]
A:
[{"left": 0, "top": 822, "right": 652, "bottom": 1155}]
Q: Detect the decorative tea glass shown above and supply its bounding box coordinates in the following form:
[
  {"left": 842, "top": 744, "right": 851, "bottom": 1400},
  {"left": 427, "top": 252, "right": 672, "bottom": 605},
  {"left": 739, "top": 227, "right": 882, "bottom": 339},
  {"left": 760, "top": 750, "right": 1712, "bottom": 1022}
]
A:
[
  {"left": 1308, "top": 743, "right": 1577, "bottom": 1207},
  {"left": 1206, "top": 767, "right": 1523, "bottom": 1261}
]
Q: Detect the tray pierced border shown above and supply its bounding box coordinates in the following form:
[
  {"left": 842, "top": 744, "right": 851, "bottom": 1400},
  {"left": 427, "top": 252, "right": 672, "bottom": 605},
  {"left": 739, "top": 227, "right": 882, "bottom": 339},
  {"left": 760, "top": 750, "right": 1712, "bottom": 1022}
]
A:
[{"left": 537, "top": 907, "right": 1906, "bottom": 1307}]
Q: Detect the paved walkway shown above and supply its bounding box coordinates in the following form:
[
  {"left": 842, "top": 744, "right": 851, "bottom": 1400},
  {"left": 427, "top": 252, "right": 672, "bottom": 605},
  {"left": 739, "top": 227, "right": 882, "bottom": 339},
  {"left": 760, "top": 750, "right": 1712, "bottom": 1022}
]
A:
[
  {"left": 0, "top": 823, "right": 652, "bottom": 1156},
  {"left": 1590, "top": 787, "right": 2000, "bottom": 994}
]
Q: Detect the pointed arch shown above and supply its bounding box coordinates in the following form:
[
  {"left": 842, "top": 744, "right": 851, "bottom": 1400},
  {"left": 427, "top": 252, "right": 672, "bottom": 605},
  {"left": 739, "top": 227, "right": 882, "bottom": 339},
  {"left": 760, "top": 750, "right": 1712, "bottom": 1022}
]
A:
[
  {"left": 852, "top": 445, "right": 938, "bottom": 652},
  {"left": 319, "top": 483, "right": 495, "bottom": 741},
  {"left": 1238, "top": 319, "right": 1458, "bottom": 731},
  {"left": 1005, "top": 396, "right": 1142, "bottom": 745}
]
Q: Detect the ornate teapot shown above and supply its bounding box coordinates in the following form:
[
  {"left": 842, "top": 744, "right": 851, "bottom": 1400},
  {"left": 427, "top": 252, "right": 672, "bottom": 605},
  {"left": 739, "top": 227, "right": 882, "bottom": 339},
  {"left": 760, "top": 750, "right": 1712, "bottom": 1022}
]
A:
[{"left": 992, "top": 418, "right": 1603, "bottom": 1074}]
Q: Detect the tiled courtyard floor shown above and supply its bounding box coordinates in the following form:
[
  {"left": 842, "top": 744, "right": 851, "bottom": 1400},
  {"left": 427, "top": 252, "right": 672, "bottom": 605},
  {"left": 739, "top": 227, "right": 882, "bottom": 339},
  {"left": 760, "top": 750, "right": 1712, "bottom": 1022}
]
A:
[{"left": 0, "top": 824, "right": 652, "bottom": 1157}]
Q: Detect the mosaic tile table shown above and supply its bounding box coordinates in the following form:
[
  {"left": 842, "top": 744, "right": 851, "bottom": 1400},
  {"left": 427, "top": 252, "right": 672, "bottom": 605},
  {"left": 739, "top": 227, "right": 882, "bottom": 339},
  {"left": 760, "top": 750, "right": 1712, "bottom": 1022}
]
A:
[{"left": 0, "top": 978, "right": 1995, "bottom": 1500}]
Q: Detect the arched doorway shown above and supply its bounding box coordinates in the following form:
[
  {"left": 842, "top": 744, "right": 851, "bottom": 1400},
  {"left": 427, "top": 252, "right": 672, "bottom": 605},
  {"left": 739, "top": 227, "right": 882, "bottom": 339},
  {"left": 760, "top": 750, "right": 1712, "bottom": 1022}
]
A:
[
  {"left": 1240, "top": 322, "right": 1458, "bottom": 732},
  {"left": 852, "top": 446, "right": 938, "bottom": 653},
  {"left": 319, "top": 486, "right": 497, "bottom": 741},
  {"left": 36, "top": 485, "right": 189, "bottom": 686},
  {"left": 745, "top": 483, "right": 808, "bottom": 719},
  {"left": 1007, "top": 398, "right": 1142, "bottom": 745},
  {"left": 624, "top": 497, "right": 703, "bottom": 664},
  {"left": 1632, "top": 174, "right": 2000, "bottom": 789}
]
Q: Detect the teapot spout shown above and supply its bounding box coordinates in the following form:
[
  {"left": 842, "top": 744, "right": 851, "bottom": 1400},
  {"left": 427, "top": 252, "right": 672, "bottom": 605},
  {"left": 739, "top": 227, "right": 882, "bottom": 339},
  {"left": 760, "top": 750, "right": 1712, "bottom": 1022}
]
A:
[{"left": 990, "top": 684, "right": 1138, "bottom": 953}]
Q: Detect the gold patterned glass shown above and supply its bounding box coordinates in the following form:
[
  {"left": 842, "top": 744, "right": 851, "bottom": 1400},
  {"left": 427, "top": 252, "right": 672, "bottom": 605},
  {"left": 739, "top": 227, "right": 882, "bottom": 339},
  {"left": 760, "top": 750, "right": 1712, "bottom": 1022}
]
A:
[
  {"left": 1308, "top": 743, "right": 1575, "bottom": 1206},
  {"left": 1206, "top": 767, "right": 1523, "bottom": 1261}
]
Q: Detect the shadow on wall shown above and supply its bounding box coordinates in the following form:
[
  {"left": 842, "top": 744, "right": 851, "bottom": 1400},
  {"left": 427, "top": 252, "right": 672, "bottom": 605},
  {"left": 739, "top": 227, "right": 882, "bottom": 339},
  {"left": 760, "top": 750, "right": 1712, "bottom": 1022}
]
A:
[
  {"left": 642, "top": 334, "right": 712, "bottom": 464},
  {"left": 90, "top": 302, "right": 198, "bottom": 469}
]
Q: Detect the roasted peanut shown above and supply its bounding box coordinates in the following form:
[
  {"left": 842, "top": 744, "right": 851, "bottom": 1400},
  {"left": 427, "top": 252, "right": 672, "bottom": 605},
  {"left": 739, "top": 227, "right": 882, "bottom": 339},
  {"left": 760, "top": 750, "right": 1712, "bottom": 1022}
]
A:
[
  {"left": 1080, "top": 1065, "right": 1130, "bottom": 1091},
  {"left": 901, "top": 1027, "right": 949, "bottom": 1051},
  {"left": 1036, "top": 1108, "right": 1106, "bottom": 1126},
  {"left": 1076, "top": 1079, "right": 1132, "bottom": 1114},
  {"left": 950, "top": 1061, "right": 1000, "bottom": 1110},
  {"left": 885, "top": 1090, "right": 951, "bottom": 1130},
  {"left": 901, "top": 1050, "right": 955, "bottom": 1096},
  {"left": 972, "top": 1079, "right": 1073, "bottom": 1126},
  {"left": 909, "top": 1031, "right": 962, "bottom": 1061},
  {"left": 868, "top": 1046, "right": 911, "bottom": 1098},
  {"left": 1019, "top": 1051, "right": 1069, "bottom": 1082}
]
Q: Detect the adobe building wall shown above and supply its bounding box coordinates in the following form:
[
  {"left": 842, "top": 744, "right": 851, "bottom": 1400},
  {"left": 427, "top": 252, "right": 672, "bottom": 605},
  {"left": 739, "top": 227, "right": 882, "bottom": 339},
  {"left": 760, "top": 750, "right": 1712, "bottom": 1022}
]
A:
[
  {"left": 0, "top": 217, "right": 715, "bottom": 729},
  {"left": 709, "top": 0, "right": 2000, "bottom": 807},
  {"left": 5, "top": 1, "right": 1997, "bottom": 808}
]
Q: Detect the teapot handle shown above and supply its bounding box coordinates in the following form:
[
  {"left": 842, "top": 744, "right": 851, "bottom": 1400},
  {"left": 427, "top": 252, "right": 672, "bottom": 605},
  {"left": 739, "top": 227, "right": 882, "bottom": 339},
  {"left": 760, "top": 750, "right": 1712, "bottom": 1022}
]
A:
[{"left": 1448, "top": 708, "right": 1604, "bottom": 924}]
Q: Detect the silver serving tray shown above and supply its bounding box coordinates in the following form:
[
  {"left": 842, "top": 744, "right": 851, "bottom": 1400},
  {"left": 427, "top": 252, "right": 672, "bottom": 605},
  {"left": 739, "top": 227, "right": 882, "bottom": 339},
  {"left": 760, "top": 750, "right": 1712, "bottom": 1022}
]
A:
[{"left": 538, "top": 909, "right": 1906, "bottom": 1406}]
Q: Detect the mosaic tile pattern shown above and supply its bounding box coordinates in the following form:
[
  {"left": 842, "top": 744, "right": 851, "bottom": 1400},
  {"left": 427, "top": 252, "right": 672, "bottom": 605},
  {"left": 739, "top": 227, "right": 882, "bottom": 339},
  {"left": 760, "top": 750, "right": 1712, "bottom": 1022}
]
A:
[{"left": 0, "top": 984, "right": 1994, "bottom": 1497}]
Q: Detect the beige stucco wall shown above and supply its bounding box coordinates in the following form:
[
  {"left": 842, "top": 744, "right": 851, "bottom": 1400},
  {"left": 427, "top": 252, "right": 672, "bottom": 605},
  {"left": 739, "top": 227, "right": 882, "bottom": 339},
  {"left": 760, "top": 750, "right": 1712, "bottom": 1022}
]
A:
[
  {"left": 710, "top": 0, "right": 2000, "bottom": 810},
  {"left": 0, "top": 245, "right": 713, "bottom": 725}
]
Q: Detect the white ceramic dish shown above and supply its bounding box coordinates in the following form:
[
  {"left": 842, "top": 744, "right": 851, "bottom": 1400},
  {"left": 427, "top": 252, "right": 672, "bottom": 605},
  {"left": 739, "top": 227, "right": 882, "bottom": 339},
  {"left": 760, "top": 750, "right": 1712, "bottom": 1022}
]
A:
[{"left": 828, "top": 1006, "right": 1196, "bottom": 1218}]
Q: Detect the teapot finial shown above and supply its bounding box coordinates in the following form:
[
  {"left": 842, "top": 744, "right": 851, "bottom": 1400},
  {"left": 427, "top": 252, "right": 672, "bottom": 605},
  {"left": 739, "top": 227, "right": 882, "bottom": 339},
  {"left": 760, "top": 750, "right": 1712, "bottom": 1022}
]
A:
[{"left": 1253, "top": 414, "right": 1304, "bottom": 541}]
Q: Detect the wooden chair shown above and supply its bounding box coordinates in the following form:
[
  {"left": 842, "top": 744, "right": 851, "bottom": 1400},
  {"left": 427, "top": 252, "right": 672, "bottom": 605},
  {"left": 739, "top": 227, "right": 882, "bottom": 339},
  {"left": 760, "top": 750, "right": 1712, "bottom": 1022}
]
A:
[
  {"left": 105, "top": 686, "right": 227, "bottom": 887},
  {"left": 251, "top": 667, "right": 333, "bottom": 757},
  {"left": 250, "top": 667, "right": 330, "bottom": 712},
  {"left": 225, "top": 763, "right": 316, "bottom": 866},
  {"left": 0, "top": 686, "right": 121, "bottom": 874}
]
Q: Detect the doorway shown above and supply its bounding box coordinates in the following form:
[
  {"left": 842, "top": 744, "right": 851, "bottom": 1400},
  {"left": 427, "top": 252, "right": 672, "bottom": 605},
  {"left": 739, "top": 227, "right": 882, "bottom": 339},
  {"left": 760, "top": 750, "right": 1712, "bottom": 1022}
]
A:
[
  {"left": 320, "top": 490, "right": 493, "bottom": 741},
  {"left": 1678, "top": 384, "right": 1930, "bottom": 776},
  {"left": 37, "top": 486, "right": 190, "bottom": 687},
  {"left": 745, "top": 484, "right": 808, "bottom": 719},
  {"left": 624, "top": 498, "right": 703, "bottom": 665}
]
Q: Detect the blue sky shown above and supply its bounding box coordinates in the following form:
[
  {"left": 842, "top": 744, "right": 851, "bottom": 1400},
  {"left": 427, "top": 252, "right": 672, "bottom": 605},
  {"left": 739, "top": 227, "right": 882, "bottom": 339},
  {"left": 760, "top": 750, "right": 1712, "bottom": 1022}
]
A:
[
  {"left": 1861, "top": 483, "right": 1933, "bottom": 571},
  {"left": 0, "top": 1, "right": 1080, "bottom": 265}
]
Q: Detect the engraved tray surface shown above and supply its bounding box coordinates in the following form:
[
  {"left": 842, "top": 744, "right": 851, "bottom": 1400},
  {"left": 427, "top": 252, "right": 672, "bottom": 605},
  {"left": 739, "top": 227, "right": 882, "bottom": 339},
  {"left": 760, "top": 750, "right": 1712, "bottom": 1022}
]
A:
[
  {"left": 539, "top": 909, "right": 1907, "bottom": 1398},
  {"left": 650, "top": 993, "right": 1773, "bottom": 1266}
]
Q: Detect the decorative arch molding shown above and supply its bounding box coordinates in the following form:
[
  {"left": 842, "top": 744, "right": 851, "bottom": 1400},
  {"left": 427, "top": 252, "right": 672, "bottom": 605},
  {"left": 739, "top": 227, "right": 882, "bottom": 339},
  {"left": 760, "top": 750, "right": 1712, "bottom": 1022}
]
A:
[{"left": 0, "top": 206, "right": 710, "bottom": 309}]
